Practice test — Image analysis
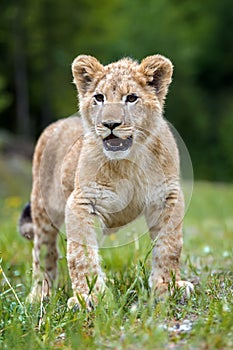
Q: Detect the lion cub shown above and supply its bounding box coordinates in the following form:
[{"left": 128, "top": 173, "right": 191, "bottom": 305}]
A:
[{"left": 19, "top": 54, "right": 194, "bottom": 307}]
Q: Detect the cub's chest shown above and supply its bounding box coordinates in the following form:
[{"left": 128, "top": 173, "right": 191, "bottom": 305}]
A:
[{"left": 75, "top": 153, "right": 171, "bottom": 228}]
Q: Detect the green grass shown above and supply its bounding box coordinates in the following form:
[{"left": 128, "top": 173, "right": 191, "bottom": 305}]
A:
[{"left": 1, "top": 182, "right": 233, "bottom": 349}]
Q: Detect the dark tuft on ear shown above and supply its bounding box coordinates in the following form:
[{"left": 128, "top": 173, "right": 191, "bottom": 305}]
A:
[
  {"left": 140, "top": 54, "right": 173, "bottom": 106},
  {"left": 72, "top": 55, "right": 104, "bottom": 96}
]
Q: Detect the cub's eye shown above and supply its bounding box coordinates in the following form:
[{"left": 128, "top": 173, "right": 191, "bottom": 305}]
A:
[
  {"left": 126, "top": 94, "right": 138, "bottom": 103},
  {"left": 94, "top": 94, "right": 104, "bottom": 103}
]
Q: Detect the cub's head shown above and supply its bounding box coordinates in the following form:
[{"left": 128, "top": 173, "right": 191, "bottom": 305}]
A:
[{"left": 72, "top": 54, "right": 173, "bottom": 159}]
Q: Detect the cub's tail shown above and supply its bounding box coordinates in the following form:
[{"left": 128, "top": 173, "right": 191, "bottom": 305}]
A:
[{"left": 18, "top": 202, "right": 34, "bottom": 240}]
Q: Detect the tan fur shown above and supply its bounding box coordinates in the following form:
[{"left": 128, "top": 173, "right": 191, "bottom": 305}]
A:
[{"left": 21, "top": 54, "right": 194, "bottom": 306}]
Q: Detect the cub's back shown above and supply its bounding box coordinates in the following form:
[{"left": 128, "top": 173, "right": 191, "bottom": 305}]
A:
[{"left": 32, "top": 116, "right": 83, "bottom": 218}]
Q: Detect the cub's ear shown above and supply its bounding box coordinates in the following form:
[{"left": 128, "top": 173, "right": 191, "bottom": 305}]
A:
[
  {"left": 140, "top": 55, "right": 173, "bottom": 106},
  {"left": 72, "top": 55, "right": 104, "bottom": 95}
]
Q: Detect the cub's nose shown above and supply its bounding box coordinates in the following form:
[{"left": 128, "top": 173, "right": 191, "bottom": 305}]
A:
[{"left": 102, "top": 122, "right": 122, "bottom": 131}]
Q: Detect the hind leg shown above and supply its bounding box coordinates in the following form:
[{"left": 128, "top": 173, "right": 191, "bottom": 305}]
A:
[{"left": 27, "top": 208, "right": 60, "bottom": 303}]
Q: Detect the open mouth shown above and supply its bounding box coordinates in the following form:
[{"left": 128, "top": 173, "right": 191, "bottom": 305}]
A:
[{"left": 103, "top": 134, "right": 133, "bottom": 152}]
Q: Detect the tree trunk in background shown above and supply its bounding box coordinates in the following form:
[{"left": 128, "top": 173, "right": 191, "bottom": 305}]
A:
[{"left": 12, "top": 6, "right": 31, "bottom": 138}]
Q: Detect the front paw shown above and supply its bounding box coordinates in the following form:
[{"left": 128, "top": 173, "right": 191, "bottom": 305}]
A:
[
  {"left": 173, "top": 280, "right": 194, "bottom": 298},
  {"left": 67, "top": 294, "right": 97, "bottom": 311},
  {"left": 153, "top": 280, "right": 194, "bottom": 298}
]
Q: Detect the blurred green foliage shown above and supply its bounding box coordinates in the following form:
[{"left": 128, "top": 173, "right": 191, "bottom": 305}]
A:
[{"left": 0, "top": 0, "right": 233, "bottom": 180}]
